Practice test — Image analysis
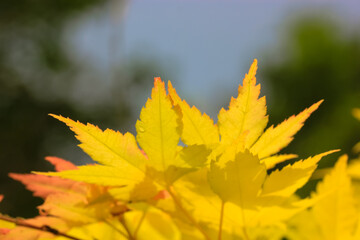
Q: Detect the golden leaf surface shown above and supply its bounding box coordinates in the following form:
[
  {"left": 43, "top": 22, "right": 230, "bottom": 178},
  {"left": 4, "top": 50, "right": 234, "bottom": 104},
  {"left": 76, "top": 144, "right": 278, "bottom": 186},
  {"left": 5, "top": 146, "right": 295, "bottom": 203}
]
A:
[{"left": 218, "top": 59, "right": 268, "bottom": 148}]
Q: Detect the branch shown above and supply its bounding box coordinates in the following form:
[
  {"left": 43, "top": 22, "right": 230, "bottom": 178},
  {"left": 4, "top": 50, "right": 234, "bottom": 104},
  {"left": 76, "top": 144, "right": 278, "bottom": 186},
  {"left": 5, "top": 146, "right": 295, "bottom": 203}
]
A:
[
  {"left": 0, "top": 215, "right": 84, "bottom": 240},
  {"left": 218, "top": 201, "right": 225, "bottom": 240},
  {"left": 133, "top": 210, "right": 147, "bottom": 239},
  {"left": 119, "top": 216, "right": 136, "bottom": 240}
]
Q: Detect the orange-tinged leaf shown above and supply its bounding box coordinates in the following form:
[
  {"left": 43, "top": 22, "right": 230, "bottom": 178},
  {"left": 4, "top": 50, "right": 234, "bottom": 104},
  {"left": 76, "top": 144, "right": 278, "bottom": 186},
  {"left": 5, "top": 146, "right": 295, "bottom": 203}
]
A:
[
  {"left": 136, "top": 78, "right": 179, "bottom": 172},
  {"left": 10, "top": 157, "right": 84, "bottom": 199},
  {"left": 23, "top": 216, "right": 69, "bottom": 230},
  {"left": 251, "top": 100, "right": 323, "bottom": 159},
  {"left": 0, "top": 216, "right": 68, "bottom": 240},
  {"left": 168, "top": 81, "right": 219, "bottom": 146},
  {"left": 39, "top": 192, "right": 110, "bottom": 224},
  {"left": 0, "top": 217, "right": 15, "bottom": 232},
  {"left": 218, "top": 59, "right": 268, "bottom": 148},
  {"left": 43, "top": 164, "right": 159, "bottom": 201},
  {"left": 45, "top": 156, "right": 77, "bottom": 171},
  {"left": 9, "top": 173, "right": 87, "bottom": 199}
]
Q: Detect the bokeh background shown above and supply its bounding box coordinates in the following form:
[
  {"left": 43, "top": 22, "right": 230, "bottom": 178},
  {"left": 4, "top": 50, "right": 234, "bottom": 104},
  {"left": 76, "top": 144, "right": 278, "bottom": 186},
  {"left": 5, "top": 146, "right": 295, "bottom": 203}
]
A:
[{"left": 1, "top": 0, "right": 359, "bottom": 217}]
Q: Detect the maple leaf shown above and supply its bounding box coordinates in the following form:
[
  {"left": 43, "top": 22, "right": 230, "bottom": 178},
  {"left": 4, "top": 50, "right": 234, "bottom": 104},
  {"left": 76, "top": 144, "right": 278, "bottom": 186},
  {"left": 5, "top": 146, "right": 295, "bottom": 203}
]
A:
[
  {"left": 9, "top": 156, "right": 86, "bottom": 199},
  {"left": 135, "top": 78, "right": 195, "bottom": 185},
  {"left": 260, "top": 150, "right": 338, "bottom": 199},
  {"left": 36, "top": 115, "right": 157, "bottom": 201},
  {"left": 169, "top": 59, "right": 323, "bottom": 170},
  {"left": 165, "top": 60, "right": 334, "bottom": 238},
  {"left": 208, "top": 149, "right": 266, "bottom": 208},
  {"left": 168, "top": 81, "right": 219, "bottom": 146},
  {"left": 45, "top": 156, "right": 78, "bottom": 171},
  {"left": 136, "top": 78, "right": 180, "bottom": 171},
  {"left": 2, "top": 157, "right": 132, "bottom": 240},
  {"left": 250, "top": 100, "right": 323, "bottom": 160},
  {"left": 0, "top": 216, "right": 70, "bottom": 240},
  {"left": 312, "top": 155, "right": 358, "bottom": 240},
  {"left": 9, "top": 59, "right": 336, "bottom": 240},
  {"left": 285, "top": 155, "right": 360, "bottom": 240},
  {"left": 178, "top": 148, "right": 334, "bottom": 238},
  {"left": 37, "top": 78, "right": 201, "bottom": 201},
  {"left": 217, "top": 59, "right": 268, "bottom": 148}
]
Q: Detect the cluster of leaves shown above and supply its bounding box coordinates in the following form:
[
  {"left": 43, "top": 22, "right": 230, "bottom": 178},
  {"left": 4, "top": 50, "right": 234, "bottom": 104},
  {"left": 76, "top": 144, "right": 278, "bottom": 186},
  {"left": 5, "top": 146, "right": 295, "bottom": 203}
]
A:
[{"left": 0, "top": 60, "right": 358, "bottom": 239}]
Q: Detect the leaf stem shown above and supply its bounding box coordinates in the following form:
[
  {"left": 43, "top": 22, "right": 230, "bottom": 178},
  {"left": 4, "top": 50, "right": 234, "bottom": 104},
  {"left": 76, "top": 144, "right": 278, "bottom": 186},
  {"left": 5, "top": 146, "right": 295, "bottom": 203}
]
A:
[
  {"left": 119, "top": 217, "right": 136, "bottom": 240},
  {"left": 239, "top": 206, "right": 250, "bottom": 240},
  {"left": 0, "top": 215, "right": 83, "bottom": 240},
  {"left": 218, "top": 201, "right": 225, "bottom": 240},
  {"left": 242, "top": 227, "right": 250, "bottom": 240},
  {"left": 133, "top": 210, "right": 147, "bottom": 239},
  {"left": 104, "top": 219, "right": 128, "bottom": 238},
  {"left": 167, "top": 187, "right": 211, "bottom": 240}
]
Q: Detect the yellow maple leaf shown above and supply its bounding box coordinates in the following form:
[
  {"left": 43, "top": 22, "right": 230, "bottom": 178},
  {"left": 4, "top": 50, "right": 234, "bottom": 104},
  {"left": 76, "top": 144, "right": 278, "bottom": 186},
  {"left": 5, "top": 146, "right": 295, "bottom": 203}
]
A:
[
  {"left": 168, "top": 81, "right": 219, "bottom": 146},
  {"left": 287, "top": 155, "right": 359, "bottom": 240},
  {"left": 250, "top": 100, "right": 323, "bottom": 159},
  {"left": 218, "top": 59, "right": 268, "bottom": 148},
  {"left": 26, "top": 59, "right": 336, "bottom": 240},
  {"left": 136, "top": 78, "right": 180, "bottom": 172},
  {"left": 312, "top": 155, "right": 358, "bottom": 240},
  {"left": 208, "top": 149, "right": 266, "bottom": 208},
  {"left": 169, "top": 59, "right": 323, "bottom": 170}
]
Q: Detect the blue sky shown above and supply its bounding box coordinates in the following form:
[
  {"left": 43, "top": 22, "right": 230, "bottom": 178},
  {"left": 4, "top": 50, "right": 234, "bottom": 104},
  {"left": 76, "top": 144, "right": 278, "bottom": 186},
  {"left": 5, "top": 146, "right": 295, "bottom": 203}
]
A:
[{"left": 68, "top": 0, "right": 360, "bottom": 117}]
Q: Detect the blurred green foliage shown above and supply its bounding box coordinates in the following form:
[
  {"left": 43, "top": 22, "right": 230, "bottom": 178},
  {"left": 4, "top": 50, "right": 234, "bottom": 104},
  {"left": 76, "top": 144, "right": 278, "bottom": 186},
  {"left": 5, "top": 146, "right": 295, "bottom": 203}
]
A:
[
  {"left": 0, "top": 0, "right": 106, "bottom": 218},
  {"left": 0, "top": 0, "right": 162, "bottom": 218},
  {"left": 262, "top": 17, "right": 360, "bottom": 168}
]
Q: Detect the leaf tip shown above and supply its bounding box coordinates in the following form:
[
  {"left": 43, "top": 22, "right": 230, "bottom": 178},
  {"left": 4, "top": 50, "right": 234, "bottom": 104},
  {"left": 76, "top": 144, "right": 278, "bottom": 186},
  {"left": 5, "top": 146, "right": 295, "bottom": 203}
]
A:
[
  {"left": 316, "top": 99, "right": 324, "bottom": 107},
  {"left": 154, "top": 77, "right": 163, "bottom": 86},
  {"left": 45, "top": 156, "right": 77, "bottom": 171},
  {"left": 240, "top": 58, "right": 259, "bottom": 92},
  {"left": 152, "top": 77, "right": 166, "bottom": 96},
  {"left": 31, "top": 171, "right": 49, "bottom": 176},
  {"left": 306, "top": 100, "right": 324, "bottom": 116},
  {"left": 8, "top": 172, "right": 18, "bottom": 180},
  {"left": 167, "top": 80, "right": 176, "bottom": 97},
  {"left": 48, "top": 114, "right": 66, "bottom": 123},
  {"left": 248, "top": 58, "right": 258, "bottom": 77},
  {"left": 167, "top": 80, "right": 173, "bottom": 89}
]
